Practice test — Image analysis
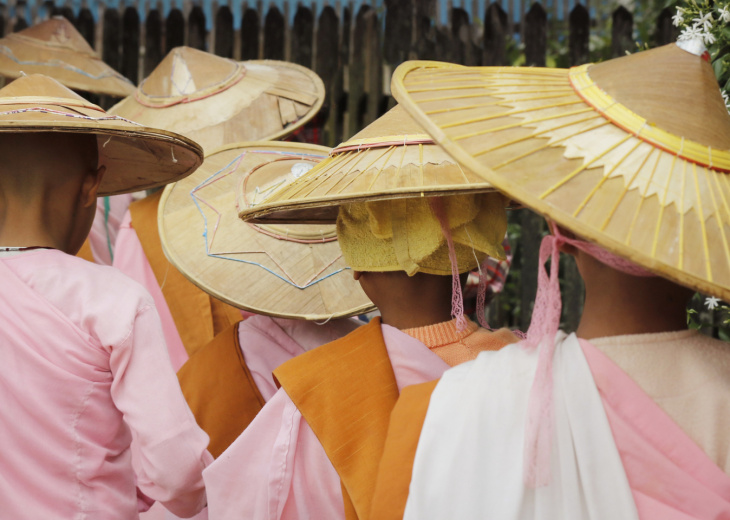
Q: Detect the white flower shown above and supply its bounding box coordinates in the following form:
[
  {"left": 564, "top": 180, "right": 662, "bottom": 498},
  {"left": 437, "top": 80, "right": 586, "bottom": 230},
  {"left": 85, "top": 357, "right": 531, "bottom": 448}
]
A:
[
  {"left": 705, "top": 296, "right": 721, "bottom": 310},
  {"left": 702, "top": 29, "right": 716, "bottom": 45},
  {"left": 693, "top": 11, "right": 714, "bottom": 32},
  {"left": 723, "top": 91, "right": 730, "bottom": 115},
  {"left": 678, "top": 24, "right": 704, "bottom": 41},
  {"left": 719, "top": 6, "right": 730, "bottom": 23},
  {"left": 672, "top": 10, "right": 684, "bottom": 27}
]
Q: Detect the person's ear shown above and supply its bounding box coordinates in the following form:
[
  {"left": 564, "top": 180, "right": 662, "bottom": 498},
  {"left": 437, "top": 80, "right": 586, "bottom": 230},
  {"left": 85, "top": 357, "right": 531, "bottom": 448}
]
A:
[
  {"left": 353, "top": 270, "right": 362, "bottom": 281},
  {"left": 81, "top": 165, "right": 105, "bottom": 208}
]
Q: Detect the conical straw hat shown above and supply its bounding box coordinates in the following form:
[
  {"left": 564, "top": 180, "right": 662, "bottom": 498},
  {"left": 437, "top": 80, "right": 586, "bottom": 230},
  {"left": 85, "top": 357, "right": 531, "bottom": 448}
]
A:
[
  {"left": 0, "top": 17, "right": 134, "bottom": 97},
  {"left": 159, "top": 141, "right": 375, "bottom": 320},
  {"left": 391, "top": 42, "right": 730, "bottom": 300},
  {"left": 0, "top": 73, "right": 202, "bottom": 195},
  {"left": 109, "top": 47, "right": 325, "bottom": 153},
  {"left": 238, "top": 104, "right": 494, "bottom": 224}
]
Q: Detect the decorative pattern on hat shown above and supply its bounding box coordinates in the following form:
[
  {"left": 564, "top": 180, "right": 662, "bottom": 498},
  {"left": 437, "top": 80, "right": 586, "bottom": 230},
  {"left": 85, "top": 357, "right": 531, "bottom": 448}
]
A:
[
  {"left": 0, "top": 17, "right": 134, "bottom": 97},
  {"left": 159, "top": 141, "right": 374, "bottom": 321}
]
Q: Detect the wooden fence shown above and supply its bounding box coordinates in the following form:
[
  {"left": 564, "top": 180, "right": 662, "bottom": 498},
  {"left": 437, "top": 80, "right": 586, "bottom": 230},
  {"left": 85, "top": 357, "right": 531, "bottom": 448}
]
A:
[{"left": 1, "top": 0, "right": 699, "bottom": 332}]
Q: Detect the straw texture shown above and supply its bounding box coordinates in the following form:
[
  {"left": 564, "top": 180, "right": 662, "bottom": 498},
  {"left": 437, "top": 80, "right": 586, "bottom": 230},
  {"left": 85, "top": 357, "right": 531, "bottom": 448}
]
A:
[
  {"left": 159, "top": 141, "right": 374, "bottom": 320},
  {"left": 0, "top": 73, "right": 202, "bottom": 196},
  {"left": 0, "top": 17, "right": 134, "bottom": 97},
  {"left": 392, "top": 43, "right": 730, "bottom": 300},
  {"left": 109, "top": 47, "right": 325, "bottom": 153},
  {"left": 238, "top": 104, "right": 493, "bottom": 224}
]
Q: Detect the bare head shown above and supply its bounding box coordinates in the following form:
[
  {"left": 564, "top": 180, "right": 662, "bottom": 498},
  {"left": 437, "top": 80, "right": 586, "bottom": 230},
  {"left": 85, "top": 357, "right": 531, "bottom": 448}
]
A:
[{"left": 0, "top": 132, "right": 105, "bottom": 254}]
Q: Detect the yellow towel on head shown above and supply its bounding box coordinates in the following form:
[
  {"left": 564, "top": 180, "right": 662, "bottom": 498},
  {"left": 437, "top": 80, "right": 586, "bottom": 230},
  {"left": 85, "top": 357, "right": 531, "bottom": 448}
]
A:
[{"left": 337, "top": 193, "right": 507, "bottom": 276}]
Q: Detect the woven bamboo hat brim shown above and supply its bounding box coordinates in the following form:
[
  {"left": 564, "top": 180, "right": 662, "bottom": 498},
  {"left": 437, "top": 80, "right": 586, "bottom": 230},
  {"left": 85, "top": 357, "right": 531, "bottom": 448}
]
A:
[
  {"left": 391, "top": 42, "right": 730, "bottom": 300},
  {"left": 109, "top": 47, "right": 325, "bottom": 153},
  {"left": 0, "top": 17, "right": 134, "bottom": 97},
  {"left": 159, "top": 141, "right": 375, "bottom": 320},
  {"left": 238, "top": 104, "right": 494, "bottom": 224},
  {"left": 0, "top": 73, "right": 202, "bottom": 196}
]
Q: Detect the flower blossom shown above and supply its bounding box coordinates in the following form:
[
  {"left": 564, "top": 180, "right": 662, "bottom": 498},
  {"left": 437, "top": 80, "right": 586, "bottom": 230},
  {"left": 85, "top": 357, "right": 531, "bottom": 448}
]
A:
[
  {"left": 672, "top": 8, "right": 684, "bottom": 26},
  {"left": 719, "top": 6, "right": 730, "bottom": 23},
  {"left": 693, "top": 11, "right": 714, "bottom": 32},
  {"left": 678, "top": 24, "right": 704, "bottom": 41},
  {"left": 705, "top": 296, "right": 721, "bottom": 310}
]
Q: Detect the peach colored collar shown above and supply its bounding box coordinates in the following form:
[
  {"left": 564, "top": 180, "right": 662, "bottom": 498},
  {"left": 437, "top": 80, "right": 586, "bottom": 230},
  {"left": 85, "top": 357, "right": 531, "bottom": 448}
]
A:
[{"left": 403, "top": 318, "right": 479, "bottom": 349}]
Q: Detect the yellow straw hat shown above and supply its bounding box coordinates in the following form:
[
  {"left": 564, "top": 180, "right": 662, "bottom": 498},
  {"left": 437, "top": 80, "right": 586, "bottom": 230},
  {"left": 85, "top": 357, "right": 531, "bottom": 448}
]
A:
[
  {"left": 159, "top": 141, "right": 374, "bottom": 320},
  {"left": 392, "top": 41, "right": 730, "bottom": 300},
  {"left": 0, "top": 73, "right": 202, "bottom": 196},
  {"left": 238, "top": 104, "right": 495, "bottom": 224},
  {"left": 109, "top": 47, "right": 325, "bottom": 153},
  {"left": 0, "top": 17, "right": 134, "bottom": 97}
]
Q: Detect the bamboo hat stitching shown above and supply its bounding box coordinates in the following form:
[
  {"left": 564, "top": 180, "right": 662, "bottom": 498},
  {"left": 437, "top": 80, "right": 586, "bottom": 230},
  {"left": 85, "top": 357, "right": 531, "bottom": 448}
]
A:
[
  {"left": 158, "top": 141, "right": 375, "bottom": 320},
  {"left": 0, "top": 17, "right": 135, "bottom": 97},
  {"left": 391, "top": 41, "right": 730, "bottom": 301},
  {"left": 109, "top": 46, "right": 325, "bottom": 153},
  {"left": 0, "top": 73, "right": 202, "bottom": 196}
]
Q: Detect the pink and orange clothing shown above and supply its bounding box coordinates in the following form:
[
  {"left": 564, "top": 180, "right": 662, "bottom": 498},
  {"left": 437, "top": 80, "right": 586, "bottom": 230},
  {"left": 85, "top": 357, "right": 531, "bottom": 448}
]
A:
[
  {"left": 372, "top": 330, "right": 730, "bottom": 519},
  {"left": 203, "top": 317, "right": 516, "bottom": 520},
  {"left": 113, "top": 192, "right": 242, "bottom": 370},
  {"left": 0, "top": 249, "right": 212, "bottom": 519}
]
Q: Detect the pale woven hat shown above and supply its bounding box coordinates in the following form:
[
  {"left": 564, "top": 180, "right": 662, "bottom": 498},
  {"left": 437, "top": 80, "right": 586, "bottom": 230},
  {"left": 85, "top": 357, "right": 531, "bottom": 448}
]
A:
[
  {"left": 109, "top": 47, "right": 325, "bottom": 153},
  {"left": 159, "top": 141, "right": 374, "bottom": 320},
  {"left": 391, "top": 41, "right": 730, "bottom": 300},
  {"left": 0, "top": 17, "right": 134, "bottom": 97},
  {"left": 0, "top": 73, "right": 202, "bottom": 195},
  {"left": 238, "top": 104, "right": 495, "bottom": 224}
]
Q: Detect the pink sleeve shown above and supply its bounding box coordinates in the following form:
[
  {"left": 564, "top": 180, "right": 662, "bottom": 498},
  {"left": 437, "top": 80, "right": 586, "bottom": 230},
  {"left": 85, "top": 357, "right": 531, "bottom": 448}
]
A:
[
  {"left": 204, "top": 388, "right": 345, "bottom": 520},
  {"left": 113, "top": 211, "right": 188, "bottom": 371},
  {"left": 110, "top": 303, "right": 213, "bottom": 518}
]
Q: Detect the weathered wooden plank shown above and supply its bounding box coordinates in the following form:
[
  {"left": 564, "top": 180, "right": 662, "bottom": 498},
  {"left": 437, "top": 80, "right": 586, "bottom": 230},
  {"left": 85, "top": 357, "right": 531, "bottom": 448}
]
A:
[
  {"left": 383, "top": 0, "right": 412, "bottom": 66},
  {"left": 121, "top": 7, "right": 140, "bottom": 85},
  {"left": 524, "top": 2, "right": 547, "bottom": 67},
  {"left": 611, "top": 5, "right": 633, "bottom": 58},
  {"left": 316, "top": 5, "right": 339, "bottom": 146},
  {"left": 214, "top": 5, "right": 234, "bottom": 57},
  {"left": 335, "top": 4, "right": 351, "bottom": 144},
  {"left": 240, "top": 8, "right": 260, "bottom": 61},
  {"left": 452, "top": 7, "right": 477, "bottom": 65},
  {"left": 102, "top": 8, "right": 121, "bottom": 72},
  {"left": 568, "top": 3, "right": 589, "bottom": 66},
  {"left": 291, "top": 5, "right": 313, "bottom": 67},
  {"left": 263, "top": 6, "right": 285, "bottom": 60},
  {"left": 413, "top": 0, "right": 437, "bottom": 60},
  {"left": 165, "top": 8, "right": 185, "bottom": 53},
  {"left": 145, "top": 9, "right": 163, "bottom": 76},
  {"left": 347, "top": 4, "right": 370, "bottom": 138},
  {"left": 188, "top": 5, "right": 206, "bottom": 51},
  {"left": 484, "top": 2, "right": 508, "bottom": 66},
  {"left": 77, "top": 8, "right": 95, "bottom": 48},
  {"left": 519, "top": 209, "right": 545, "bottom": 331},
  {"left": 656, "top": 6, "right": 677, "bottom": 46}
]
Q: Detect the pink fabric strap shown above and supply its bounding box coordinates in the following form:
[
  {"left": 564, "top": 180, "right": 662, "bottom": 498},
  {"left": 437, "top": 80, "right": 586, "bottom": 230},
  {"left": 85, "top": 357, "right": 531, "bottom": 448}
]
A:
[{"left": 522, "top": 227, "right": 655, "bottom": 488}]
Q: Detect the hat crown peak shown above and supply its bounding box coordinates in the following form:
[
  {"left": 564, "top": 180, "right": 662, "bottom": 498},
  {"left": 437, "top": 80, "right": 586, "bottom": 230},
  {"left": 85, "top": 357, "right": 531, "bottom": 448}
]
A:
[
  {"left": 0, "top": 73, "right": 90, "bottom": 103},
  {"left": 588, "top": 43, "right": 730, "bottom": 150},
  {"left": 139, "top": 46, "right": 242, "bottom": 101},
  {"left": 17, "top": 17, "right": 95, "bottom": 56}
]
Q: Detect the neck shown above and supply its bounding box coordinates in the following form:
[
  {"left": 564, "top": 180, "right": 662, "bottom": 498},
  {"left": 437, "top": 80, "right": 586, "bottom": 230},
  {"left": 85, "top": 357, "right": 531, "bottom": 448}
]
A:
[
  {"left": 576, "top": 267, "right": 690, "bottom": 340},
  {"left": 0, "top": 200, "right": 62, "bottom": 249},
  {"left": 378, "top": 303, "right": 454, "bottom": 331}
]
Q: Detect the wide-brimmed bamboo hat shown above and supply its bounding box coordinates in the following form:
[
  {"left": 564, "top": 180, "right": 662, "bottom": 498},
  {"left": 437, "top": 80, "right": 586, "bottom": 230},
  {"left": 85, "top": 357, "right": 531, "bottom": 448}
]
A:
[
  {"left": 0, "top": 73, "right": 202, "bottom": 195},
  {"left": 0, "top": 17, "right": 134, "bottom": 97},
  {"left": 109, "top": 47, "right": 325, "bottom": 153},
  {"left": 238, "top": 104, "right": 495, "bottom": 224},
  {"left": 159, "top": 141, "right": 375, "bottom": 320},
  {"left": 391, "top": 41, "right": 730, "bottom": 300}
]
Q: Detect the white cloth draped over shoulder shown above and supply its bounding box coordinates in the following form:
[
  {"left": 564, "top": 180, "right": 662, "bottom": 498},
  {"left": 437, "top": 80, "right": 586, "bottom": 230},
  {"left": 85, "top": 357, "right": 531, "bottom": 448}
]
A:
[{"left": 404, "top": 332, "right": 640, "bottom": 520}]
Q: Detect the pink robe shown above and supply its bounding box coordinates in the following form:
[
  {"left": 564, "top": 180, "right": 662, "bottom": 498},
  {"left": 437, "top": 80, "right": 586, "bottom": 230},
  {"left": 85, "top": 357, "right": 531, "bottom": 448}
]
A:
[
  {"left": 0, "top": 250, "right": 212, "bottom": 519},
  {"left": 203, "top": 324, "right": 449, "bottom": 520},
  {"left": 582, "top": 340, "right": 730, "bottom": 517},
  {"left": 113, "top": 210, "right": 189, "bottom": 371},
  {"left": 88, "top": 194, "right": 134, "bottom": 265}
]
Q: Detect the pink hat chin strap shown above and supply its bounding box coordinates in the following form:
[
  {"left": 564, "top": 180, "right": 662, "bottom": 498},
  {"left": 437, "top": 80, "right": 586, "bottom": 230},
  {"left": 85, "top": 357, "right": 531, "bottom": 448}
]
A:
[{"left": 522, "top": 227, "right": 655, "bottom": 488}]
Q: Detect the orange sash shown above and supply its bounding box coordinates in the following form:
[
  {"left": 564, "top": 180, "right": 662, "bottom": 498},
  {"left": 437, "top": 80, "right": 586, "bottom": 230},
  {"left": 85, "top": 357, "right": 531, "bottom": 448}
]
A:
[
  {"left": 129, "top": 192, "right": 240, "bottom": 358},
  {"left": 76, "top": 238, "right": 95, "bottom": 262},
  {"left": 177, "top": 322, "right": 265, "bottom": 458},
  {"left": 274, "top": 318, "right": 399, "bottom": 520},
  {"left": 369, "top": 380, "right": 437, "bottom": 520}
]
